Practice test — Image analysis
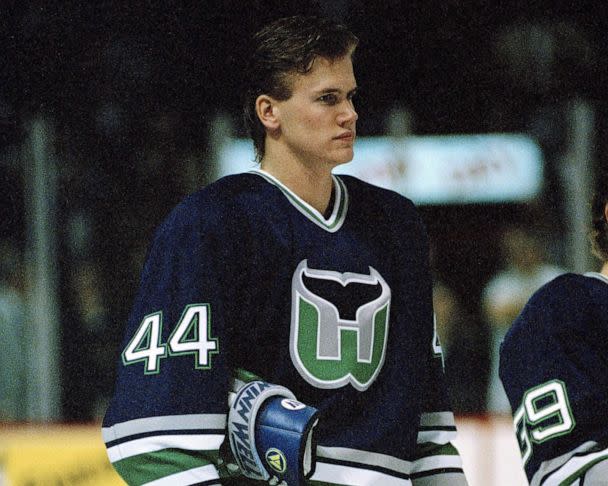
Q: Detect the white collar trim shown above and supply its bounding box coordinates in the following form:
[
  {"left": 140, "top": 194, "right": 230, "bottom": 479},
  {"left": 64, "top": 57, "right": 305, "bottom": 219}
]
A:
[
  {"left": 584, "top": 272, "right": 608, "bottom": 285},
  {"left": 249, "top": 169, "right": 348, "bottom": 233}
]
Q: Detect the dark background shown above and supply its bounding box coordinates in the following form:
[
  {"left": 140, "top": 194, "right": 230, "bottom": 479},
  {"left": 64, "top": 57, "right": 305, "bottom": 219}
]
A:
[{"left": 3, "top": 2, "right": 605, "bottom": 130}]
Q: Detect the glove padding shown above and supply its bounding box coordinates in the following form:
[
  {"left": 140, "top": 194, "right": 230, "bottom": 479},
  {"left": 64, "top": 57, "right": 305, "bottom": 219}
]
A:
[{"left": 228, "top": 381, "right": 319, "bottom": 485}]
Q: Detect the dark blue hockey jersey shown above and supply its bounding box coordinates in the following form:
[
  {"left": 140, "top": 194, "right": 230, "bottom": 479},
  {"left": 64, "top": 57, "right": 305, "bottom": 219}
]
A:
[
  {"left": 500, "top": 272, "right": 608, "bottom": 485},
  {"left": 102, "top": 170, "right": 466, "bottom": 485}
]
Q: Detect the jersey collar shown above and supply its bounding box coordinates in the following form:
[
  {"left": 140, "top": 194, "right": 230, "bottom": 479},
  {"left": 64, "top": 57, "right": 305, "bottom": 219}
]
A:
[
  {"left": 584, "top": 272, "right": 608, "bottom": 285},
  {"left": 250, "top": 169, "right": 348, "bottom": 233}
]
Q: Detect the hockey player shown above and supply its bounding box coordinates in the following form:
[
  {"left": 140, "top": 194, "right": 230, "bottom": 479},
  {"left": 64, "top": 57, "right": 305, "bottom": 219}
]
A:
[
  {"left": 102, "top": 15, "right": 468, "bottom": 485},
  {"left": 499, "top": 169, "right": 608, "bottom": 485}
]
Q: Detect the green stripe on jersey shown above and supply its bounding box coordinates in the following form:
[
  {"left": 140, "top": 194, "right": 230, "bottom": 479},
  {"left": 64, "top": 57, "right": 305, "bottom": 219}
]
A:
[
  {"left": 308, "top": 481, "right": 350, "bottom": 486},
  {"left": 413, "top": 442, "right": 460, "bottom": 460},
  {"left": 234, "top": 367, "right": 263, "bottom": 383},
  {"left": 113, "top": 448, "right": 220, "bottom": 485},
  {"left": 559, "top": 453, "right": 608, "bottom": 486}
]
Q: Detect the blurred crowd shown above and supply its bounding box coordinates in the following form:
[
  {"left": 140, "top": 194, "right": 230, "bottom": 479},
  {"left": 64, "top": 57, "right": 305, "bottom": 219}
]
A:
[
  {"left": 432, "top": 225, "right": 567, "bottom": 415},
  {"left": 0, "top": 111, "right": 212, "bottom": 422}
]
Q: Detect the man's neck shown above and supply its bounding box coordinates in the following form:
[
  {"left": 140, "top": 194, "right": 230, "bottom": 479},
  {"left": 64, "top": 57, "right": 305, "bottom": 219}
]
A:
[
  {"left": 261, "top": 153, "right": 335, "bottom": 215},
  {"left": 601, "top": 261, "right": 608, "bottom": 278}
]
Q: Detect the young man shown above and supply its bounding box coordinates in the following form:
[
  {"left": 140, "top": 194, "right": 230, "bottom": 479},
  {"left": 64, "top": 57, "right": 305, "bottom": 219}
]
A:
[
  {"left": 500, "top": 169, "right": 608, "bottom": 485},
  {"left": 102, "top": 16, "right": 468, "bottom": 485}
]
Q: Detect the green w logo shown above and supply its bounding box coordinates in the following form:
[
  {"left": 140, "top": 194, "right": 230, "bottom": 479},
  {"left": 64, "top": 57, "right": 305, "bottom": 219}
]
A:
[{"left": 289, "top": 260, "right": 391, "bottom": 391}]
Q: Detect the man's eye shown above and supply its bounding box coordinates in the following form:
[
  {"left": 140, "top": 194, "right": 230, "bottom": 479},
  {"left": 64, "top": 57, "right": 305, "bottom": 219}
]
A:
[{"left": 319, "top": 94, "right": 338, "bottom": 104}]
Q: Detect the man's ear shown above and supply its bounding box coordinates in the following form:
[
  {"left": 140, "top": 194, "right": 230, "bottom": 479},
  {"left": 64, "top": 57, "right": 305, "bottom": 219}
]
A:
[
  {"left": 255, "top": 94, "right": 280, "bottom": 131},
  {"left": 604, "top": 202, "right": 608, "bottom": 224}
]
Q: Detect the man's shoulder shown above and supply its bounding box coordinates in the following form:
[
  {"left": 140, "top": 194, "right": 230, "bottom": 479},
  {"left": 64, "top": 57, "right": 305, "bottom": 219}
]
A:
[
  {"left": 187, "top": 172, "right": 267, "bottom": 208},
  {"left": 526, "top": 272, "right": 601, "bottom": 305},
  {"left": 337, "top": 174, "right": 415, "bottom": 206},
  {"left": 336, "top": 174, "right": 421, "bottom": 228},
  {"left": 504, "top": 273, "right": 602, "bottom": 346},
  {"left": 160, "top": 173, "right": 267, "bottom": 231}
]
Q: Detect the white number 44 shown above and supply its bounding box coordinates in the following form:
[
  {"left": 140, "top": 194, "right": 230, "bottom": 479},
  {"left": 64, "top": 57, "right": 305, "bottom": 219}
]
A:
[{"left": 122, "top": 304, "right": 219, "bottom": 374}]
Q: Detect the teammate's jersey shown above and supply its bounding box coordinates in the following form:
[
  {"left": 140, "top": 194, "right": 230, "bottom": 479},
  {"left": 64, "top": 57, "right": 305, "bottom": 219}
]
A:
[
  {"left": 499, "top": 272, "right": 608, "bottom": 485},
  {"left": 102, "top": 170, "right": 466, "bottom": 486}
]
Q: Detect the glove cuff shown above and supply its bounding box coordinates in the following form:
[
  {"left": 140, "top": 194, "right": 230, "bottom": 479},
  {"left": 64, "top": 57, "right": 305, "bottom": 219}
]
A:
[
  {"left": 228, "top": 381, "right": 296, "bottom": 481},
  {"left": 255, "top": 396, "right": 319, "bottom": 483}
]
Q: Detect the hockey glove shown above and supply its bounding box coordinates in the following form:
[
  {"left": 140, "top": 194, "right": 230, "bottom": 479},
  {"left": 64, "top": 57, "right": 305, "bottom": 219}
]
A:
[{"left": 228, "top": 380, "right": 319, "bottom": 486}]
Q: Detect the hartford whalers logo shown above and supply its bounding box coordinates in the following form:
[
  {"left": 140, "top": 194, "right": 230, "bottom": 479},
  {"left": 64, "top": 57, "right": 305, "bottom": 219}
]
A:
[{"left": 290, "top": 259, "right": 391, "bottom": 391}]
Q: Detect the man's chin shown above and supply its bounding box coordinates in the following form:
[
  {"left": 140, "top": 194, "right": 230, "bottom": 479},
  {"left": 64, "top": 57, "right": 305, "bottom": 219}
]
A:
[{"left": 333, "top": 149, "right": 355, "bottom": 165}]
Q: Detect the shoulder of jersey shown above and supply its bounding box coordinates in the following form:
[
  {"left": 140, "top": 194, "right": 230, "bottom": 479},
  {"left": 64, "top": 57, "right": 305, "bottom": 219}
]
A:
[
  {"left": 507, "top": 273, "right": 598, "bottom": 341},
  {"left": 528, "top": 272, "right": 599, "bottom": 306},
  {"left": 338, "top": 174, "right": 418, "bottom": 215},
  {"left": 160, "top": 173, "right": 268, "bottom": 226},
  {"left": 339, "top": 174, "right": 412, "bottom": 201},
  {"left": 191, "top": 172, "right": 269, "bottom": 205}
]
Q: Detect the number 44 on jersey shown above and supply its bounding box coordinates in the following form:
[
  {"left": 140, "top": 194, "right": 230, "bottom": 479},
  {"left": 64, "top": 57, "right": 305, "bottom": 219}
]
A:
[{"left": 122, "top": 304, "right": 219, "bottom": 374}]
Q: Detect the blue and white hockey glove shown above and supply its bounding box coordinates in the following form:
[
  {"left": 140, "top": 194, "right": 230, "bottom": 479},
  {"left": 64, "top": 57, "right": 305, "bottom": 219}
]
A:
[{"left": 228, "top": 380, "right": 319, "bottom": 486}]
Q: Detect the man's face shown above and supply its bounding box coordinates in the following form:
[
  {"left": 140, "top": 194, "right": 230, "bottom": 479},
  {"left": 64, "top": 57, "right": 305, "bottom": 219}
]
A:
[{"left": 274, "top": 54, "right": 358, "bottom": 169}]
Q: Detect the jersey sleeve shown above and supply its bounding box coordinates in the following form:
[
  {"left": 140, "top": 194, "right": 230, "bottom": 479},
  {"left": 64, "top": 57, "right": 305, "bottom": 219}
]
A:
[
  {"left": 102, "top": 194, "right": 244, "bottom": 486},
  {"left": 400, "top": 203, "right": 468, "bottom": 486},
  {"left": 499, "top": 274, "right": 608, "bottom": 485},
  {"left": 410, "top": 322, "right": 468, "bottom": 486}
]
